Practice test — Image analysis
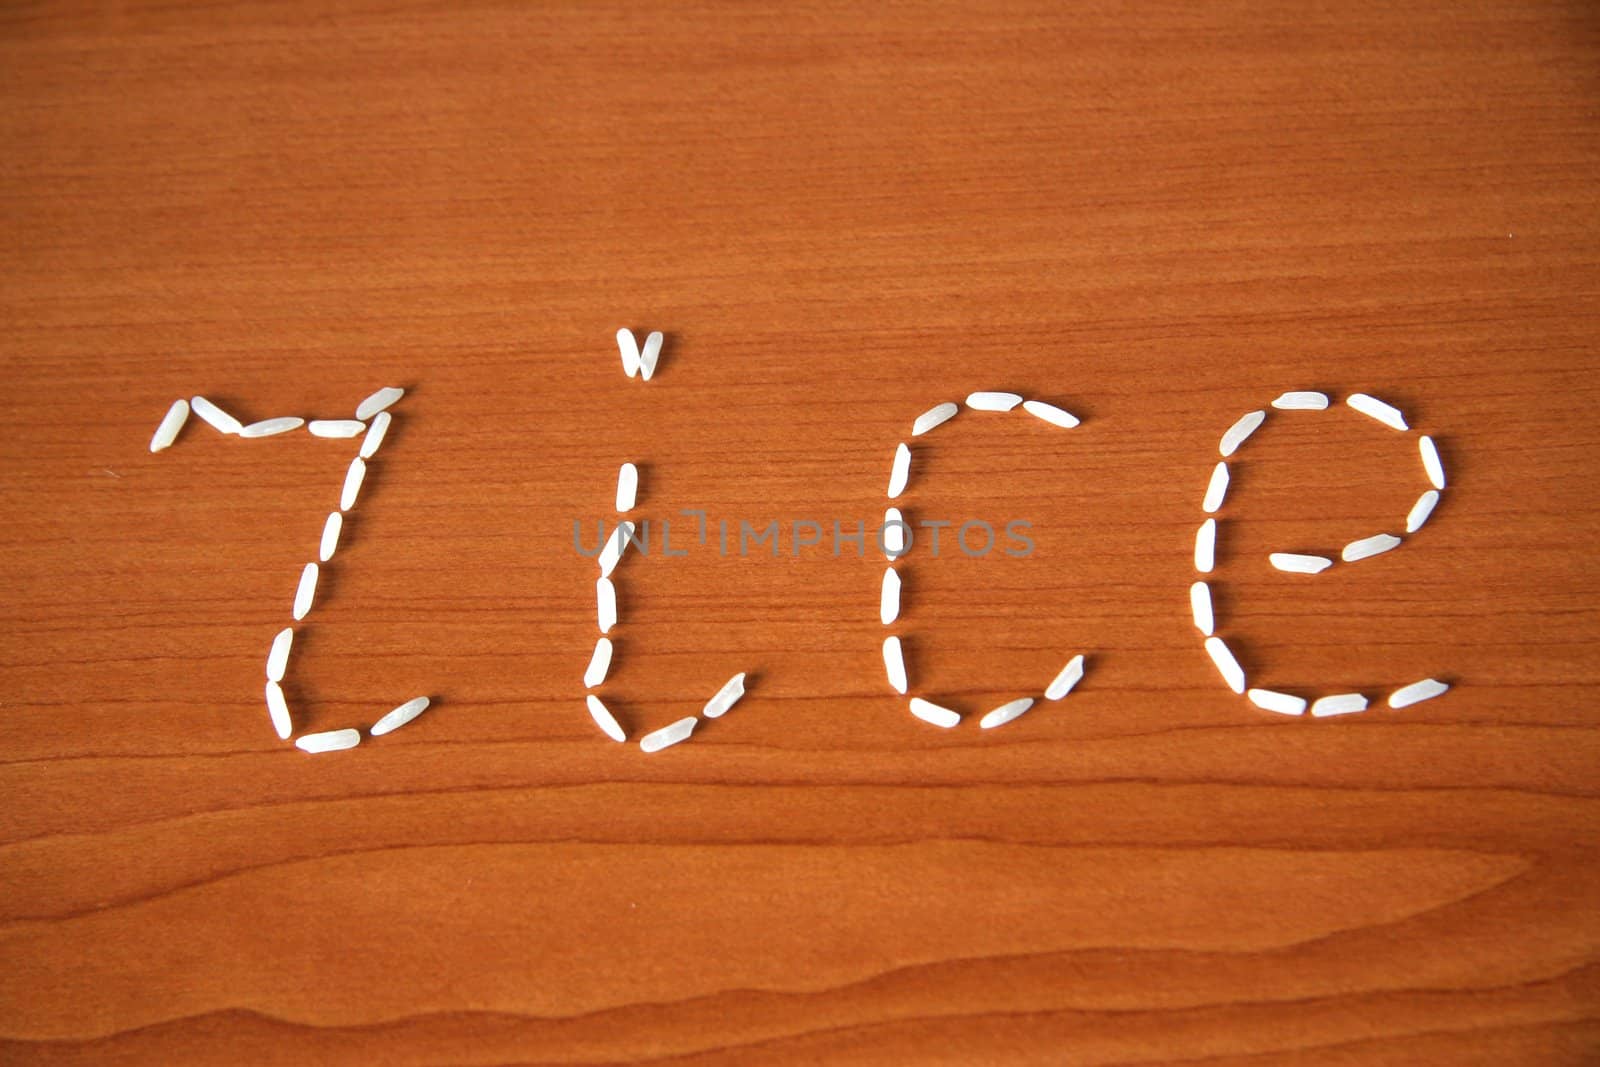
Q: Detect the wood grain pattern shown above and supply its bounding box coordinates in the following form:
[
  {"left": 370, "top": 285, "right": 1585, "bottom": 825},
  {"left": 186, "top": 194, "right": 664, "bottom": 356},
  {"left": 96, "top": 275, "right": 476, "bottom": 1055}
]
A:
[{"left": 2, "top": 1, "right": 1598, "bottom": 1062}]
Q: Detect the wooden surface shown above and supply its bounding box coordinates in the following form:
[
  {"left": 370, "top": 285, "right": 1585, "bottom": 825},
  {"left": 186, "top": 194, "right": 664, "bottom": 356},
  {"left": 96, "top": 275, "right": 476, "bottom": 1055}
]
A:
[{"left": 2, "top": 2, "right": 1598, "bottom": 1063}]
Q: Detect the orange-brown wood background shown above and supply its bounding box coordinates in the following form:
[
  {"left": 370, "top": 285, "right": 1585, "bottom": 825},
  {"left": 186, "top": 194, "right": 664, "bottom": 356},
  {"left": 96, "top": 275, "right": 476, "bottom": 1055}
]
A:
[{"left": 2, "top": 2, "right": 1598, "bottom": 1063}]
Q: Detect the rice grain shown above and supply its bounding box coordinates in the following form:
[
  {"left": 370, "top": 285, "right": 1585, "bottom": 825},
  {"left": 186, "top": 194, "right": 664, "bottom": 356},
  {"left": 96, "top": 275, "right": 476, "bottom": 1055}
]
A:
[
  {"left": 295, "top": 728, "right": 361, "bottom": 754},
  {"left": 1347, "top": 393, "right": 1408, "bottom": 431},
  {"left": 640, "top": 716, "right": 696, "bottom": 753},
  {"left": 149, "top": 400, "right": 189, "bottom": 452}
]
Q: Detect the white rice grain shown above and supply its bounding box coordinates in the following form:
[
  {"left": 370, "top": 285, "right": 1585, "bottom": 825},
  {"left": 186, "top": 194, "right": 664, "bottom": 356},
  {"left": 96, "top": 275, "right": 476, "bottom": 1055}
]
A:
[
  {"left": 239, "top": 417, "right": 304, "bottom": 438},
  {"left": 638, "top": 330, "right": 664, "bottom": 381},
  {"left": 340, "top": 457, "right": 366, "bottom": 511},
  {"left": 616, "top": 328, "right": 641, "bottom": 378},
  {"left": 880, "top": 567, "right": 901, "bottom": 625},
  {"left": 616, "top": 462, "right": 639, "bottom": 512},
  {"left": 640, "top": 716, "right": 696, "bottom": 753},
  {"left": 1195, "top": 518, "right": 1217, "bottom": 573},
  {"left": 359, "top": 410, "right": 390, "bottom": 459},
  {"left": 264, "top": 680, "right": 292, "bottom": 740},
  {"left": 266, "top": 627, "right": 293, "bottom": 682},
  {"left": 1407, "top": 489, "right": 1440, "bottom": 533},
  {"left": 149, "top": 399, "right": 190, "bottom": 452},
  {"left": 912, "top": 402, "right": 958, "bottom": 436},
  {"left": 191, "top": 396, "right": 242, "bottom": 434},
  {"left": 585, "top": 694, "right": 626, "bottom": 742},
  {"left": 1347, "top": 392, "right": 1408, "bottom": 431},
  {"left": 1311, "top": 693, "right": 1369, "bottom": 717},
  {"left": 295, "top": 728, "right": 361, "bottom": 754},
  {"left": 882, "top": 507, "right": 908, "bottom": 559},
  {"left": 1044, "top": 654, "right": 1086, "bottom": 700},
  {"left": 319, "top": 511, "right": 343, "bottom": 562},
  {"left": 702, "top": 673, "right": 746, "bottom": 718},
  {"left": 292, "top": 562, "right": 319, "bottom": 621},
  {"left": 597, "top": 576, "right": 617, "bottom": 633},
  {"left": 356, "top": 386, "right": 404, "bottom": 421},
  {"left": 1219, "top": 410, "right": 1266, "bottom": 457},
  {"left": 1271, "top": 391, "right": 1329, "bottom": 410},
  {"left": 1420, "top": 435, "right": 1446, "bottom": 489},
  {"left": 1021, "top": 400, "right": 1080, "bottom": 428},
  {"left": 1190, "top": 581, "right": 1214, "bottom": 636},
  {"left": 882, "top": 635, "right": 908, "bottom": 694},
  {"left": 965, "top": 391, "right": 1023, "bottom": 412},
  {"left": 1204, "top": 636, "right": 1246, "bottom": 694},
  {"left": 1388, "top": 678, "right": 1449, "bottom": 709},
  {"left": 309, "top": 419, "right": 367, "bottom": 439},
  {"left": 1202, "top": 461, "right": 1230, "bottom": 513},
  {"left": 371, "top": 696, "right": 430, "bottom": 737},
  {"left": 1269, "top": 553, "right": 1333, "bottom": 575},
  {"left": 598, "top": 520, "right": 635, "bottom": 578},
  {"left": 979, "top": 697, "right": 1035, "bottom": 730},
  {"left": 909, "top": 697, "right": 960, "bottom": 728},
  {"left": 584, "top": 637, "right": 614, "bottom": 688},
  {"left": 1342, "top": 532, "right": 1401, "bottom": 563},
  {"left": 887, "top": 443, "right": 911, "bottom": 499},
  {"left": 1247, "top": 688, "right": 1307, "bottom": 716}
]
